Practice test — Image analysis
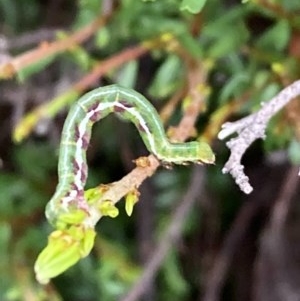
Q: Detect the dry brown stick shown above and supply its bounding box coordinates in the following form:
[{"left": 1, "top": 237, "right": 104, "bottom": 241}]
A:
[{"left": 119, "top": 166, "right": 206, "bottom": 301}]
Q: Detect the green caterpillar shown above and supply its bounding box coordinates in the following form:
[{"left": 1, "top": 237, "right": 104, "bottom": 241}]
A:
[{"left": 46, "top": 85, "right": 214, "bottom": 225}]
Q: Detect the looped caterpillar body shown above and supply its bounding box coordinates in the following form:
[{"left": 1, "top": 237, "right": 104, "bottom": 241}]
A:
[{"left": 46, "top": 85, "right": 214, "bottom": 225}]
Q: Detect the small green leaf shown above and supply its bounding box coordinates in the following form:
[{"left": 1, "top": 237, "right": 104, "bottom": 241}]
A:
[
  {"left": 57, "top": 209, "right": 88, "bottom": 225},
  {"left": 178, "top": 32, "right": 203, "bottom": 58},
  {"left": 99, "top": 200, "right": 119, "bottom": 218},
  {"left": 17, "top": 54, "right": 56, "bottom": 82},
  {"left": 94, "top": 27, "right": 110, "bottom": 48},
  {"left": 180, "top": 0, "right": 206, "bottom": 14},
  {"left": 148, "top": 55, "right": 183, "bottom": 98},
  {"left": 219, "top": 72, "right": 250, "bottom": 104},
  {"left": 80, "top": 228, "right": 96, "bottom": 257},
  {"left": 115, "top": 60, "right": 138, "bottom": 88},
  {"left": 85, "top": 187, "right": 103, "bottom": 204},
  {"left": 256, "top": 20, "right": 290, "bottom": 52},
  {"left": 125, "top": 190, "right": 139, "bottom": 216}
]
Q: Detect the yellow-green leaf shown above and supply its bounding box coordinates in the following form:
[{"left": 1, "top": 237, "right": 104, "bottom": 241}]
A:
[{"left": 180, "top": 0, "right": 206, "bottom": 14}]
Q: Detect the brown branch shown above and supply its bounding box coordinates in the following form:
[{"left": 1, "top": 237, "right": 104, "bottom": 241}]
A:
[
  {"left": 159, "top": 87, "right": 186, "bottom": 123},
  {"left": 0, "top": 14, "right": 111, "bottom": 79},
  {"left": 96, "top": 155, "right": 160, "bottom": 209},
  {"left": 119, "top": 166, "right": 206, "bottom": 301},
  {"left": 172, "top": 60, "right": 208, "bottom": 141},
  {"left": 73, "top": 45, "right": 149, "bottom": 92},
  {"left": 0, "top": 29, "right": 61, "bottom": 51}
]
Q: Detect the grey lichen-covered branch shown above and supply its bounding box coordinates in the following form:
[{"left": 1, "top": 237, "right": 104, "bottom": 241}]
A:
[{"left": 218, "top": 80, "right": 300, "bottom": 194}]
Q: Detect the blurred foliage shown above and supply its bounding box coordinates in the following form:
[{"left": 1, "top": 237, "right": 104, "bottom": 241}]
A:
[{"left": 1, "top": 0, "right": 300, "bottom": 300}]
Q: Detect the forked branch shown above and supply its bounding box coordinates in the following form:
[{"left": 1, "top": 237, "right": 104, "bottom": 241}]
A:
[{"left": 218, "top": 80, "right": 300, "bottom": 194}]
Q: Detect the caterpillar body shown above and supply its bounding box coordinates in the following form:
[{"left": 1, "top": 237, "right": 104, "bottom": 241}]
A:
[{"left": 46, "top": 85, "right": 214, "bottom": 225}]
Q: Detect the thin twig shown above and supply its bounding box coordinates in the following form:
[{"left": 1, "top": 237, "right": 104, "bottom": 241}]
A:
[
  {"left": 202, "top": 200, "right": 261, "bottom": 301},
  {"left": 253, "top": 166, "right": 299, "bottom": 301},
  {"left": 269, "top": 166, "right": 299, "bottom": 235},
  {"left": 218, "top": 80, "right": 300, "bottom": 194},
  {"left": 0, "top": 29, "right": 60, "bottom": 51},
  {"left": 0, "top": 14, "right": 111, "bottom": 78},
  {"left": 159, "top": 87, "right": 186, "bottom": 123},
  {"left": 172, "top": 59, "right": 208, "bottom": 141},
  {"left": 119, "top": 166, "right": 205, "bottom": 301}
]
